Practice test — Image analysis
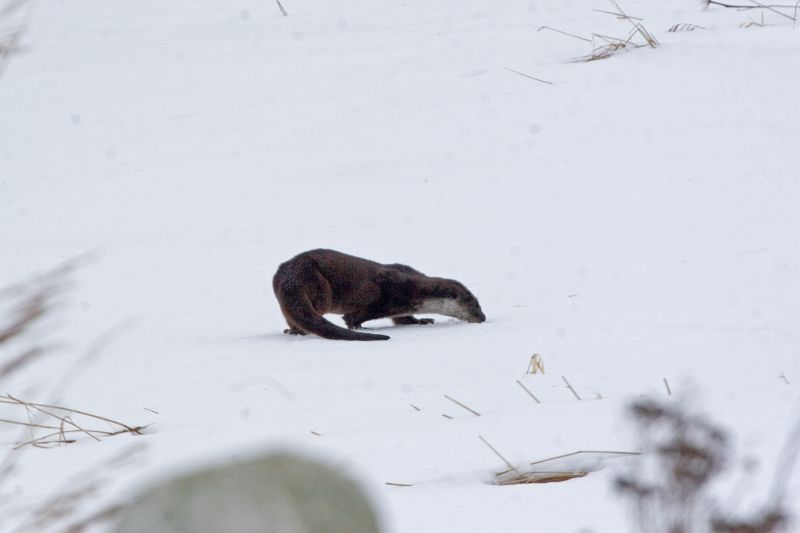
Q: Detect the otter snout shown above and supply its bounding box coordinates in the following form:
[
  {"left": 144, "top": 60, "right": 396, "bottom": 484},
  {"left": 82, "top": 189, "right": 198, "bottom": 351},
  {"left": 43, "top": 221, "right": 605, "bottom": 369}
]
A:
[{"left": 470, "top": 310, "right": 486, "bottom": 323}]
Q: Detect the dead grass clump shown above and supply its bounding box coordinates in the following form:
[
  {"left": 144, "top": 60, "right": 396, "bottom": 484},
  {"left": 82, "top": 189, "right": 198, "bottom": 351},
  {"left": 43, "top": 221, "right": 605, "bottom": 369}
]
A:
[
  {"left": 1, "top": 394, "right": 146, "bottom": 449},
  {"left": 538, "top": 1, "right": 658, "bottom": 63}
]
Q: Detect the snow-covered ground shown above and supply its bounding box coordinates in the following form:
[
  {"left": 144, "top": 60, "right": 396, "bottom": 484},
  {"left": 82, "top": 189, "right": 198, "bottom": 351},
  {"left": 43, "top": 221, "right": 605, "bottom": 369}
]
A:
[{"left": 1, "top": 0, "right": 799, "bottom": 531}]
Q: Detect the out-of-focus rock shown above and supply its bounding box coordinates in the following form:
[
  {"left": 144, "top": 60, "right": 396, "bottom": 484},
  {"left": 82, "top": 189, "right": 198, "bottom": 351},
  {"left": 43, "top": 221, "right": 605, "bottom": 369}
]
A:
[{"left": 112, "top": 452, "right": 380, "bottom": 533}]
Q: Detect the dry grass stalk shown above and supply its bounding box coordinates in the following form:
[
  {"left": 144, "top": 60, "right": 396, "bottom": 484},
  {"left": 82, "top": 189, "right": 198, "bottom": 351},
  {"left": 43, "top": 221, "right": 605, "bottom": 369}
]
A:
[
  {"left": 796, "top": 0, "right": 800, "bottom": 27},
  {"left": 593, "top": 8, "right": 644, "bottom": 20},
  {"left": 0, "top": 267, "right": 65, "bottom": 381},
  {"left": 504, "top": 68, "right": 552, "bottom": 85},
  {"left": 748, "top": 0, "right": 796, "bottom": 20},
  {"left": 529, "top": 450, "right": 641, "bottom": 468},
  {"left": 0, "top": 347, "right": 46, "bottom": 381},
  {"left": 478, "top": 435, "right": 519, "bottom": 474},
  {"left": 537, "top": 25, "right": 591, "bottom": 42},
  {"left": 561, "top": 375, "right": 582, "bottom": 400},
  {"left": 443, "top": 394, "right": 480, "bottom": 416},
  {"left": 0, "top": 0, "right": 34, "bottom": 83},
  {"left": 705, "top": 0, "right": 799, "bottom": 7},
  {"left": 516, "top": 379, "right": 541, "bottom": 404},
  {"left": 704, "top": 0, "right": 798, "bottom": 23},
  {"left": 663, "top": 377, "right": 672, "bottom": 395},
  {"left": 275, "top": 0, "right": 287, "bottom": 16}
]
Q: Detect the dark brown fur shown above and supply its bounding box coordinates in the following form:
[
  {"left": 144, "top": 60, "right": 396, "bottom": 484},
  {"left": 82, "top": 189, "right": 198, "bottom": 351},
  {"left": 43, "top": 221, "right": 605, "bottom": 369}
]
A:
[{"left": 273, "top": 249, "right": 485, "bottom": 341}]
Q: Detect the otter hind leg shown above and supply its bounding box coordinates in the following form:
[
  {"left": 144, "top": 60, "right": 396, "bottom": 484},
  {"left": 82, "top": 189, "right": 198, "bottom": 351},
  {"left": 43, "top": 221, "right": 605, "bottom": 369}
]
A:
[
  {"left": 393, "top": 316, "right": 434, "bottom": 326},
  {"left": 344, "top": 308, "right": 391, "bottom": 330},
  {"left": 343, "top": 314, "right": 364, "bottom": 330},
  {"left": 283, "top": 326, "right": 308, "bottom": 335}
]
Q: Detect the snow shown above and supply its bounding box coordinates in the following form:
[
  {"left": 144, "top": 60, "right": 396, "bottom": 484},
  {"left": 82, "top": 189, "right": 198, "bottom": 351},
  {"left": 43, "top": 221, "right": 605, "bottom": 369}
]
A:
[{"left": 1, "top": 0, "right": 799, "bottom": 531}]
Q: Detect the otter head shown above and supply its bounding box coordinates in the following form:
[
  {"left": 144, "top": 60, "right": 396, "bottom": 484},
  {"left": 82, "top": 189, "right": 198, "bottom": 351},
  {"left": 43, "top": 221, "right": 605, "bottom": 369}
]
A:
[{"left": 418, "top": 280, "right": 486, "bottom": 323}]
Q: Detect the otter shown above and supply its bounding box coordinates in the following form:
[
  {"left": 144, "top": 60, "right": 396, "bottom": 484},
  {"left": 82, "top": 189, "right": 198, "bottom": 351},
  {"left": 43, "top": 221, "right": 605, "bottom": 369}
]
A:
[{"left": 273, "top": 249, "right": 486, "bottom": 341}]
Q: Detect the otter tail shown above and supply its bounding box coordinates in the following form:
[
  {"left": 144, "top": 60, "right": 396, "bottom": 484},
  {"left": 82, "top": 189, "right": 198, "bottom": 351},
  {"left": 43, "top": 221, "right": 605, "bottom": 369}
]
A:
[{"left": 287, "top": 297, "right": 390, "bottom": 341}]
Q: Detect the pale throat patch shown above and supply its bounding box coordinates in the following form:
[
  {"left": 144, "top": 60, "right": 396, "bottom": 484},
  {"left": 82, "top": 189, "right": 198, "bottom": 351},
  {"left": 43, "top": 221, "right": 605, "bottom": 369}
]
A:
[{"left": 415, "top": 298, "right": 471, "bottom": 321}]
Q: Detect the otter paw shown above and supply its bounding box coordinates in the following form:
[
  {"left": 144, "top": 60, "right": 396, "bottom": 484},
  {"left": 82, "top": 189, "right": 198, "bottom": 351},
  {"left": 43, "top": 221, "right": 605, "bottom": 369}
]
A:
[{"left": 419, "top": 318, "right": 435, "bottom": 325}]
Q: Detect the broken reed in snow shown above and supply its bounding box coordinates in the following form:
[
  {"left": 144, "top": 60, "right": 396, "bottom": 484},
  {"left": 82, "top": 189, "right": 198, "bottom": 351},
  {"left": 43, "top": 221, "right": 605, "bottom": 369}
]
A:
[
  {"left": 494, "top": 450, "right": 641, "bottom": 486},
  {"left": 496, "top": 470, "right": 589, "bottom": 485},
  {"left": 478, "top": 435, "right": 518, "bottom": 474},
  {"left": 479, "top": 436, "right": 587, "bottom": 485},
  {"left": 0, "top": 395, "right": 145, "bottom": 448}
]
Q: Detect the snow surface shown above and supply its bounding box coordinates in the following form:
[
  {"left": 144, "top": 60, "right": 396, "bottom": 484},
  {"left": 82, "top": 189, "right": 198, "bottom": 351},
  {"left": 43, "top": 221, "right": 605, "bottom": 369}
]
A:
[{"left": 1, "top": 0, "right": 799, "bottom": 531}]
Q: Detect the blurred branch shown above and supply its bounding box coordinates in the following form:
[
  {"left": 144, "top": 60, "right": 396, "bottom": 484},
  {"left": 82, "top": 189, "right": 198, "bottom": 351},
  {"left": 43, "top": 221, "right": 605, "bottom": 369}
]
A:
[{"left": 0, "top": 0, "right": 35, "bottom": 83}]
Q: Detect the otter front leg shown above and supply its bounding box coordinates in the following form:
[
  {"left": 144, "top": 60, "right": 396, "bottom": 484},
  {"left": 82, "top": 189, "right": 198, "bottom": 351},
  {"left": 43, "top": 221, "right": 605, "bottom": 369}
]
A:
[
  {"left": 393, "top": 316, "right": 435, "bottom": 326},
  {"left": 283, "top": 326, "right": 308, "bottom": 335}
]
